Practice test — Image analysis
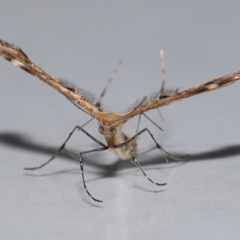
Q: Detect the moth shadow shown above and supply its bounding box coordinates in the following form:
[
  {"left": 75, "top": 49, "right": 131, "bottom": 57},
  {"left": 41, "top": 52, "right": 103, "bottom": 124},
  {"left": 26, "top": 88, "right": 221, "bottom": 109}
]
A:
[{"left": 1, "top": 132, "right": 240, "bottom": 180}]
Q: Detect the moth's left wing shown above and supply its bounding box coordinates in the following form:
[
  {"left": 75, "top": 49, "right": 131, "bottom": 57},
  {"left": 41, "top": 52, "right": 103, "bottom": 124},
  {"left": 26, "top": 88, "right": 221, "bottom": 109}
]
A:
[{"left": 0, "top": 39, "right": 98, "bottom": 117}]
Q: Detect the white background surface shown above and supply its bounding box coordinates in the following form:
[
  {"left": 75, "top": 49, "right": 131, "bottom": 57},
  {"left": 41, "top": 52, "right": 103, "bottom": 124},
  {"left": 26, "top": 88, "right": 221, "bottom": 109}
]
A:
[{"left": 0, "top": 1, "right": 240, "bottom": 239}]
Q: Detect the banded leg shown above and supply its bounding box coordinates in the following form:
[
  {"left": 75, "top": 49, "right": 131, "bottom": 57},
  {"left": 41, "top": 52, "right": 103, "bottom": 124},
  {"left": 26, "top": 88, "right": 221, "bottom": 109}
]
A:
[
  {"left": 159, "top": 49, "right": 166, "bottom": 96},
  {"left": 156, "top": 49, "right": 166, "bottom": 121},
  {"left": 24, "top": 125, "right": 107, "bottom": 170},
  {"left": 79, "top": 147, "right": 108, "bottom": 202},
  {"left": 128, "top": 142, "right": 166, "bottom": 187}
]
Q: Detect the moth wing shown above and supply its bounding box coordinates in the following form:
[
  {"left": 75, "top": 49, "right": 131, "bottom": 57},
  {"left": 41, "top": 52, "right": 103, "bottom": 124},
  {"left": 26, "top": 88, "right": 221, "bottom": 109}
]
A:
[{"left": 0, "top": 39, "right": 98, "bottom": 117}]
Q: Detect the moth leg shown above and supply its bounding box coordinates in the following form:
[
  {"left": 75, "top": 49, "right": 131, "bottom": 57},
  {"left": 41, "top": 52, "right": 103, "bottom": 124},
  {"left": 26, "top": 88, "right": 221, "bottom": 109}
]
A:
[
  {"left": 159, "top": 49, "right": 166, "bottom": 96},
  {"left": 138, "top": 128, "right": 187, "bottom": 161},
  {"left": 95, "top": 60, "right": 122, "bottom": 110},
  {"left": 24, "top": 125, "right": 107, "bottom": 170},
  {"left": 156, "top": 49, "right": 166, "bottom": 121},
  {"left": 115, "top": 128, "right": 187, "bottom": 162},
  {"left": 128, "top": 142, "right": 166, "bottom": 187},
  {"left": 79, "top": 147, "right": 108, "bottom": 203}
]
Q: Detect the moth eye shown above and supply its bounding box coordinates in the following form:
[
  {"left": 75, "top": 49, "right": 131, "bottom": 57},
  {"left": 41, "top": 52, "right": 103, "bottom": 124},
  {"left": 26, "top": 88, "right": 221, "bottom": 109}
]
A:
[
  {"left": 110, "top": 127, "right": 117, "bottom": 136},
  {"left": 98, "top": 125, "right": 104, "bottom": 135}
]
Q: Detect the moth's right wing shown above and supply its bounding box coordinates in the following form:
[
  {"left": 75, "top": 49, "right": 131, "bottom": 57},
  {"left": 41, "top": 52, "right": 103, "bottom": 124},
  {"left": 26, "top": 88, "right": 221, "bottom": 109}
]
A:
[{"left": 120, "top": 72, "right": 240, "bottom": 123}]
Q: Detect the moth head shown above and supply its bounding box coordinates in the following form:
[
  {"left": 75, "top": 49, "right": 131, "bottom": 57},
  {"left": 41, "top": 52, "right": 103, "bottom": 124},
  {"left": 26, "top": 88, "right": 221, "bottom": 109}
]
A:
[{"left": 98, "top": 124, "right": 117, "bottom": 137}]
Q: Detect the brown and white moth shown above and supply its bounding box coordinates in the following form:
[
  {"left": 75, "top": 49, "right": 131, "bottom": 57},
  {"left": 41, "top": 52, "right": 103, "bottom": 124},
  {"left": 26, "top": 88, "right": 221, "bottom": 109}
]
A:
[{"left": 0, "top": 39, "right": 239, "bottom": 202}]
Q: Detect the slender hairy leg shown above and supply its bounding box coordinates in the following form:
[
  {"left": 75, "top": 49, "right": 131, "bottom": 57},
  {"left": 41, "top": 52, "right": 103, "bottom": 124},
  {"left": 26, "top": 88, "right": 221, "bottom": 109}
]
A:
[{"left": 24, "top": 125, "right": 107, "bottom": 170}]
